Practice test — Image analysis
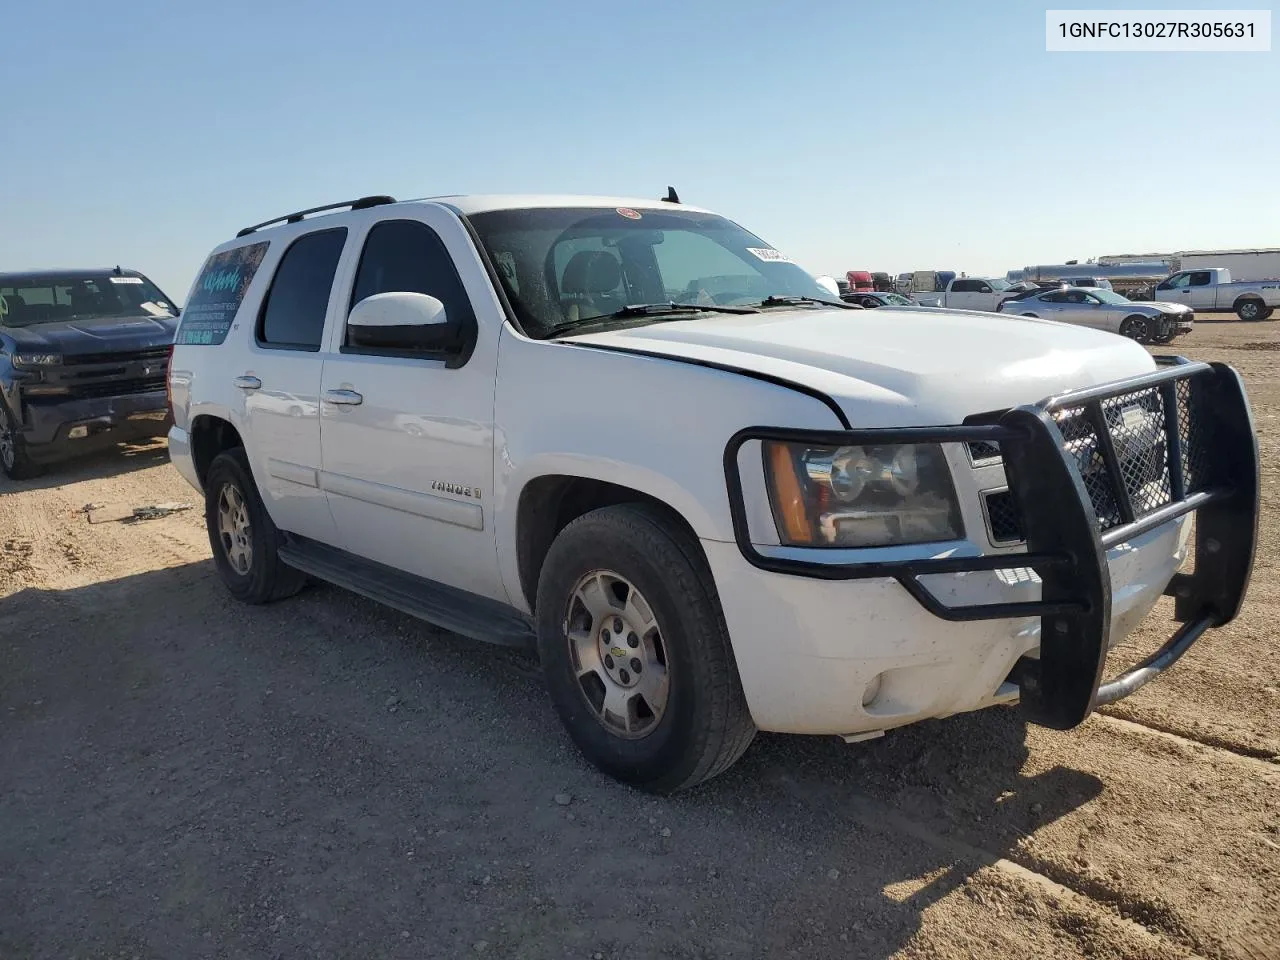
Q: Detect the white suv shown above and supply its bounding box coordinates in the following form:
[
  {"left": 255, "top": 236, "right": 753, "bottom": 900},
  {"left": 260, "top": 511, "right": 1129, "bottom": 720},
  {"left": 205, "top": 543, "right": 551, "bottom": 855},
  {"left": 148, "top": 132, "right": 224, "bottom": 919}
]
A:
[{"left": 167, "top": 193, "right": 1259, "bottom": 793}]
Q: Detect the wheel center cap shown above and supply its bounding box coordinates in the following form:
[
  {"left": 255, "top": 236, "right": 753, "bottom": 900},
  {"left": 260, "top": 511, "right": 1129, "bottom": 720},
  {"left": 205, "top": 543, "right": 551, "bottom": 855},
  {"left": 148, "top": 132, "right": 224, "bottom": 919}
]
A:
[{"left": 599, "top": 620, "right": 641, "bottom": 688}]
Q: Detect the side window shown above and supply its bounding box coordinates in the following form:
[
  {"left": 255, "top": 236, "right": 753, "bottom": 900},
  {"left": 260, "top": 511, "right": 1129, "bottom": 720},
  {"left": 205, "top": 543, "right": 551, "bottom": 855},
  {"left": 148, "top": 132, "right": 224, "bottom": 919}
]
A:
[
  {"left": 976, "top": 282, "right": 993, "bottom": 293},
  {"left": 950, "top": 279, "right": 971, "bottom": 293},
  {"left": 1039, "top": 291, "right": 1062, "bottom": 303},
  {"left": 347, "top": 219, "right": 476, "bottom": 352},
  {"left": 258, "top": 229, "right": 347, "bottom": 351},
  {"left": 177, "top": 241, "right": 270, "bottom": 346},
  {"left": 1064, "top": 291, "right": 1087, "bottom": 303},
  {"left": 1188, "top": 271, "right": 1212, "bottom": 287},
  {"left": 1162, "top": 273, "right": 1190, "bottom": 290}
]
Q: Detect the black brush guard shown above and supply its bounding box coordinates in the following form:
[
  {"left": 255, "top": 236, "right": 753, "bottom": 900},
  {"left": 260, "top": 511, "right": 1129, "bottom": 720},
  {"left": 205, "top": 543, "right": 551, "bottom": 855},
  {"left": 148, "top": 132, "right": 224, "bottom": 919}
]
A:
[{"left": 722, "top": 357, "right": 1259, "bottom": 730}]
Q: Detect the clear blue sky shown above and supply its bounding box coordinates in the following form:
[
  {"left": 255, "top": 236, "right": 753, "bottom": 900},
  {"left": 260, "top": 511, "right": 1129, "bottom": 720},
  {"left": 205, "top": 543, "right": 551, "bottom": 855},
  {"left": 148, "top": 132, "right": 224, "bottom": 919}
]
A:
[{"left": 3, "top": 0, "right": 1276, "bottom": 300}]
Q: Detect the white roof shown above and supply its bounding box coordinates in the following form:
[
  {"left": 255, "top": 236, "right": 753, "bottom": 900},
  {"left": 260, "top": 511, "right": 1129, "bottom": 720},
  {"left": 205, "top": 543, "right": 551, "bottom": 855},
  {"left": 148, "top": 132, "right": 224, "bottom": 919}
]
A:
[
  {"left": 216, "top": 194, "right": 717, "bottom": 255},
  {"left": 420, "top": 194, "right": 714, "bottom": 215}
]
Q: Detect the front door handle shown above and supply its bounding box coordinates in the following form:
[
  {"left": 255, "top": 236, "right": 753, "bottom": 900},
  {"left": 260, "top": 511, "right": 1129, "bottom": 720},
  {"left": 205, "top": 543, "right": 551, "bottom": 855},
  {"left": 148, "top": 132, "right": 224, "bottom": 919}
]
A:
[
  {"left": 323, "top": 388, "right": 363, "bottom": 406},
  {"left": 233, "top": 375, "right": 262, "bottom": 391}
]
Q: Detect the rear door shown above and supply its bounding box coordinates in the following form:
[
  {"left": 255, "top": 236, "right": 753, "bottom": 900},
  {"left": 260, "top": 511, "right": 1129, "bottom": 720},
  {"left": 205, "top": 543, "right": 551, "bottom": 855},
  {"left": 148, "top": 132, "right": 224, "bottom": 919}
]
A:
[
  {"left": 240, "top": 228, "right": 347, "bottom": 542},
  {"left": 317, "top": 208, "right": 505, "bottom": 602}
]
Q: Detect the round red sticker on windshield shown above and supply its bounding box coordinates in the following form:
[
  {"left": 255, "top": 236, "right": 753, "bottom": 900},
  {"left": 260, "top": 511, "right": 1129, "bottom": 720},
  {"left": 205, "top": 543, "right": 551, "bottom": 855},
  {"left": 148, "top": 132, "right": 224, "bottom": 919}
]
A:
[{"left": 616, "top": 207, "right": 642, "bottom": 220}]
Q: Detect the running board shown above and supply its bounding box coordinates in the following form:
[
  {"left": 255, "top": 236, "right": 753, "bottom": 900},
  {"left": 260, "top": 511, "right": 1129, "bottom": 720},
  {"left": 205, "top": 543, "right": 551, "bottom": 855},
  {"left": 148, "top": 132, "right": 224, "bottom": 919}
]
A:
[{"left": 278, "top": 537, "right": 535, "bottom": 649}]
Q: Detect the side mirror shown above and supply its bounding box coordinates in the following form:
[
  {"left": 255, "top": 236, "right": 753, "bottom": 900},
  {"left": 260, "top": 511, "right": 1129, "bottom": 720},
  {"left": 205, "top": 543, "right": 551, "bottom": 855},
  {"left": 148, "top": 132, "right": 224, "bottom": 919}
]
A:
[{"left": 347, "top": 292, "right": 453, "bottom": 352}]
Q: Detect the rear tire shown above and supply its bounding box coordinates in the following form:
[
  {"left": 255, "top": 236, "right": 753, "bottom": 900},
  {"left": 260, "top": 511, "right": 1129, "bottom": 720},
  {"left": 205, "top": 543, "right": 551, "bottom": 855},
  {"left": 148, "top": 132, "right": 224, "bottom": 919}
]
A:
[
  {"left": 204, "top": 447, "right": 307, "bottom": 604},
  {"left": 535, "top": 503, "right": 756, "bottom": 793},
  {"left": 1235, "top": 298, "right": 1266, "bottom": 321},
  {"left": 1119, "top": 315, "right": 1150, "bottom": 342},
  {"left": 0, "top": 402, "right": 44, "bottom": 481}
]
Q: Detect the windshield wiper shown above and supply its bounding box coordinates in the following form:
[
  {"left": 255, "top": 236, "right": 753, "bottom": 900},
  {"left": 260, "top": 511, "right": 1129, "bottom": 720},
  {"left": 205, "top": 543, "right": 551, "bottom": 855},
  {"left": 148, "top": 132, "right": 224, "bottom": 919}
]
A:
[
  {"left": 757, "top": 295, "right": 860, "bottom": 310},
  {"left": 543, "top": 302, "right": 759, "bottom": 339}
]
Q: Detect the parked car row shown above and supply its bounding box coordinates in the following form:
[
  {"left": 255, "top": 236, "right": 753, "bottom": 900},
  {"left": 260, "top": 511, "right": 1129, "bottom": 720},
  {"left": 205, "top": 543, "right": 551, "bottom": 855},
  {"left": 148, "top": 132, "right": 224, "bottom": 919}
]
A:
[
  {"left": 6, "top": 212, "right": 1276, "bottom": 485},
  {"left": 996, "top": 286, "right": 1193, "bottom": 343}
]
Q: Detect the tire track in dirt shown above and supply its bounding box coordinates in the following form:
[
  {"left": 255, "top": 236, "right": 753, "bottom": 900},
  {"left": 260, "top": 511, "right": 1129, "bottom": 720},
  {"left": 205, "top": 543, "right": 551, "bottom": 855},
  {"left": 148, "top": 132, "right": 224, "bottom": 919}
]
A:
[
  {"left": 1098, "top": 712, "right": 1280, "bottom": 766},
  {"left": 774, "top": 776, "right": 1213, "bottom": 959}
]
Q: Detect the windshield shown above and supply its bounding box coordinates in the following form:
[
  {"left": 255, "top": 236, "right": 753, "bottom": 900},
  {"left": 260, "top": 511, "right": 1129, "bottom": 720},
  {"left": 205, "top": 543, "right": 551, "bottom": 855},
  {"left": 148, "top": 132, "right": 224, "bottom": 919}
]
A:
[
  {"left": 1090, "top": 289, "right": 1131, "bottom": 305},
  {"left": 0, "top": 272, "right": 176, "bottom": 327},
  {"left": 987, "top": 278, "right": 1012, "bottom": 291},
  {"left": 466, "top": 207, "right": 832, "bottom": 337}
]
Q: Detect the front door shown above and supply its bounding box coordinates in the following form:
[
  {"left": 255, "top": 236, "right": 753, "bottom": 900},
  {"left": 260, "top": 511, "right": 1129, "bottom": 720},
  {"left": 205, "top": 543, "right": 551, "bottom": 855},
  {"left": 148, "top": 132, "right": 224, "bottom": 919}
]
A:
[
  {"left": 1185, "top": 270, "right": 1216, "bottom": 309},
  {"left": 946, "top": 279, "right": 980, "bottom": 310},
  {"left": 317, "top": 209, "right": 505, "bottom": 603},
  {"left": 1061, "top": 289, "right": 1107, "bottom": 329},
  {"left": 1155, "top": 271, "right": 1194, "bottom": 307}
]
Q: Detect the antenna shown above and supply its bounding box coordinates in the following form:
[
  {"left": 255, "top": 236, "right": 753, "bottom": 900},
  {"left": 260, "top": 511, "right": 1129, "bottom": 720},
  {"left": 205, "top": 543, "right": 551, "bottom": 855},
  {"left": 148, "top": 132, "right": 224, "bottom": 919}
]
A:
[{"left": 662, "top": 186, "right": 680, "bottom": 204}]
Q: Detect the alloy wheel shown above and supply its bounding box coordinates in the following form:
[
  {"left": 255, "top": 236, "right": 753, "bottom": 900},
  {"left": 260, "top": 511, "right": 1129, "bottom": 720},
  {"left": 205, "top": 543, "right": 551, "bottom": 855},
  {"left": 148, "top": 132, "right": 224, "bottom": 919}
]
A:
[
  {"left": 563, "top": 570, "right": 670, "bottom": 739},
  {"left": 216, "top": 482, "right": 253, "bottom": 575},
  {"left": 0, "top": 407, "right": 15, "bottom": 470}
]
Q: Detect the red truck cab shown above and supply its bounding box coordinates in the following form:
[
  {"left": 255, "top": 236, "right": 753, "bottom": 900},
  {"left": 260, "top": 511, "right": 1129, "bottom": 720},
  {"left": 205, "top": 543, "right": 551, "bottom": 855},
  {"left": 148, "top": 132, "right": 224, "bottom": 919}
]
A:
[{"left": 845, "top": 270, "right": 873, "bottom": 291}]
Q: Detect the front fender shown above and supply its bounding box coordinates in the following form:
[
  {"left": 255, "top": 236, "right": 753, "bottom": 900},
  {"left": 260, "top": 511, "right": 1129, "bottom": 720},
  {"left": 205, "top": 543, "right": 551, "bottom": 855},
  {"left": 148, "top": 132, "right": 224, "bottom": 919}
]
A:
[{"left": 492, "top": 330, "right": 845, "bottom": 613}]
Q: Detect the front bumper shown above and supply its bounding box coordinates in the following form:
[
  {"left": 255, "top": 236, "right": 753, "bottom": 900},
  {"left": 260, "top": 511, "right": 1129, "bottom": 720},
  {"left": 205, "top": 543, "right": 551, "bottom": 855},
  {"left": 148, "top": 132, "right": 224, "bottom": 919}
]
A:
[
  {"left": 18, "top": 389, "right": 171, "bottom": 462},
  {"left": 1161, "top": 312, "right": 1194, "bottom": 338},
  {"left": 721, "top": 357, "right": 1258, "bottom": 733}
]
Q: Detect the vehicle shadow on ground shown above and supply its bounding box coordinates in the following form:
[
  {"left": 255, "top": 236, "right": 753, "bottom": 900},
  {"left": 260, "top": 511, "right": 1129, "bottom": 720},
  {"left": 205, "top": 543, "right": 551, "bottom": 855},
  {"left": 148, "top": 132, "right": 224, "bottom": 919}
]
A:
[
  {"left": 0, "top": 438, "right": 170, "bottom": 494},
  {"left": 0, "top": 563, "right": 1104, "bottom": 960}
]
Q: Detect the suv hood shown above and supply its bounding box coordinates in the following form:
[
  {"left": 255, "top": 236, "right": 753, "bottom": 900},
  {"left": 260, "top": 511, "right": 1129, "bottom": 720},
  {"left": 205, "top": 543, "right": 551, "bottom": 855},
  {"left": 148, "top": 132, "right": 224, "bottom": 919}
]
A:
[
  {"left": 3, "top": 313, "right": 177, "bottom": 357},
  {"left": 567, "top": 306, "right": 1157, "bottom": 427}
]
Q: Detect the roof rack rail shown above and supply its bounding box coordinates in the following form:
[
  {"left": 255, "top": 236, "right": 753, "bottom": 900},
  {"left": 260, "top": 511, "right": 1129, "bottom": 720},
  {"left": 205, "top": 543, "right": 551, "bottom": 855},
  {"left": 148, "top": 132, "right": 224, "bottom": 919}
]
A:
[{"left": 235, "top": 195, "right": 397, "bottom": 238}]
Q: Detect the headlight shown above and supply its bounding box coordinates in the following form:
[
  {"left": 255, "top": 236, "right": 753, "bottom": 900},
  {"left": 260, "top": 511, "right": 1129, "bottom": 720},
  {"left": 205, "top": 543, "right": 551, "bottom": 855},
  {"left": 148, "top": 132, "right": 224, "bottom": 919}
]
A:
[
  {"left": 12, "top": 353, "right": 62, "bottom": 367},
  {"left": 763, "top": 441, "right": 963, "bottom": 548}
]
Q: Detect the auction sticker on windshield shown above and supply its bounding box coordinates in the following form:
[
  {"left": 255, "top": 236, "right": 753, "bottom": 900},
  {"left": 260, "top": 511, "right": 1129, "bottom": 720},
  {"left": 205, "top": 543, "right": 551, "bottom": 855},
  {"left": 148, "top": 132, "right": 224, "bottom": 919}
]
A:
[
  {"left": 175, "top": 241, "right": 269, "bottom": 346},
  {"left": 616, "top": 207, "right": 642, "bottom": 220},
  {"left": 746, "top": 247, "right": 794, "bottom": 264}
]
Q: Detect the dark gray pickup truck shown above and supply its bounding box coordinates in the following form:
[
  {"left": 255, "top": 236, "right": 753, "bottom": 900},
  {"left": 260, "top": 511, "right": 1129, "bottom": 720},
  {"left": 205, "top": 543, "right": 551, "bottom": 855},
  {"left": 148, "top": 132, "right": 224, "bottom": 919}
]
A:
[{"left": 0, "top": 267, "right": 179, "bottom": 479}]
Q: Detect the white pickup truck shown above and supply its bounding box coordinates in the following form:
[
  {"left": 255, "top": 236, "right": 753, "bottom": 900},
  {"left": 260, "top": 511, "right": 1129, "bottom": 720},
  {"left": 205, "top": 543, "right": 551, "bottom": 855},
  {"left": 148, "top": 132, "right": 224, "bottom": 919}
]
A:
[
  {"left": 915, "top": 276, "right": 1016, "bottom": 312},
  {"left": 166, "top": 193, "right": 1259, "bottom": 793},
  {"left": 1153, "top": 267, "right": 1280, "bottom": 320}
]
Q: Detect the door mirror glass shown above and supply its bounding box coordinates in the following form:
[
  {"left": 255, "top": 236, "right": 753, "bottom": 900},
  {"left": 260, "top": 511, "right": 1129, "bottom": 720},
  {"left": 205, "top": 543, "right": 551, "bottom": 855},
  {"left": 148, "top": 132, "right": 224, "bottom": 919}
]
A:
[{"left": 347, "top": 291, "right": 453, "bottom": 352}]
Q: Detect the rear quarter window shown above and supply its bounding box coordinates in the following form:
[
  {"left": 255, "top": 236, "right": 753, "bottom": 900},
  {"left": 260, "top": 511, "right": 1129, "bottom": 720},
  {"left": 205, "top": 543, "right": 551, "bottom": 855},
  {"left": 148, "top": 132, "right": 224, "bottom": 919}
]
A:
[{"left": 175, "top": 242, "right": 270, "bottom": 345}]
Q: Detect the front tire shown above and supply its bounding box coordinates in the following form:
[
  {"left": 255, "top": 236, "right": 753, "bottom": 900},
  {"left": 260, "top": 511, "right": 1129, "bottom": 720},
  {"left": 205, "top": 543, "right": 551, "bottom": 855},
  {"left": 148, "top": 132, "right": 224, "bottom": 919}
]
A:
[
  {"left": 1119, "top": 315, "right": 1150, "bottom": 342},
  {"left": 535, "top": 503, "right": 756, "bottom": 793},
  {"left": 0, "top": 402, "right": 43, "bottom": 481},
  {"left": 204, "top": 448, "right": 306, "bottom": 604}
]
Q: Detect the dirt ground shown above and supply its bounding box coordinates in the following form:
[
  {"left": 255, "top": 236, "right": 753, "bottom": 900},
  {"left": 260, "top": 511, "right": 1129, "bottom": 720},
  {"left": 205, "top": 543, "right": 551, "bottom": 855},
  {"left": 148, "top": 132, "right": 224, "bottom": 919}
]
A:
[{"left": 1, "top": 319, "right": 1277, "bottom": 960}]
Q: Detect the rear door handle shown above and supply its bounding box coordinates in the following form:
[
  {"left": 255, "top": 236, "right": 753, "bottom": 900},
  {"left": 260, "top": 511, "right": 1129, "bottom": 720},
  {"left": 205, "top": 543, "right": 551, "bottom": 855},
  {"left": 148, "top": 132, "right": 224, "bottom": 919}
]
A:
[
  {"left": 233, "top": 375, "right": 262, "bottom": 391},
  {"left": 323, "top": 388, "right": 363, "bottom": 406}
]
